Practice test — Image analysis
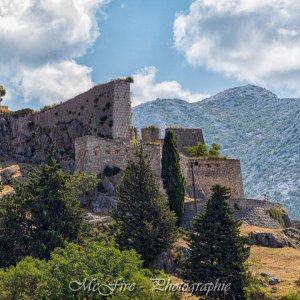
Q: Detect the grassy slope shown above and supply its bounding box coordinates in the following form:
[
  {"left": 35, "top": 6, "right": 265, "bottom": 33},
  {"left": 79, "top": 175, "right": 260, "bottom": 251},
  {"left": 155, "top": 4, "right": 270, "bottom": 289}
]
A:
[
  {"left": 240, "top": 225, "right": 300, "bottom": 297},
  {"left": 173, "top": 225, "right": 300, "bottom": 299}
]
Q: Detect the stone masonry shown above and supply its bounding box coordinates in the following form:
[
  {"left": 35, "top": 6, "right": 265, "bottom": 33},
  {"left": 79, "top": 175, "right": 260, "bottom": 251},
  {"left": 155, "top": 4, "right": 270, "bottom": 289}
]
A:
[
  {"left": 1, "top": 78, "right": 244, "bottom": 201},
  {"left": 75, "top": 135, "right": 162, "bottom": 179},
  {"left": 0, "top": 79, "right": 132, "bottom": 170},
  {"left": 166, "top": 127, "right": 204, "bottom": 156},
  {"left": 182, "top": 199, "right": 286, "bottom": 230},
  {"left": 181, "top": 156, "right": 244, "bottom": 199}
]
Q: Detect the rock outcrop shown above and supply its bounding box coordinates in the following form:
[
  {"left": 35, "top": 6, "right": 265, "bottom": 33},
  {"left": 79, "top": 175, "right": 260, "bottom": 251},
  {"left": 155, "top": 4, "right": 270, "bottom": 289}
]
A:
[{"left": 249, "top": 232, "right": 292, "bottom": 248}]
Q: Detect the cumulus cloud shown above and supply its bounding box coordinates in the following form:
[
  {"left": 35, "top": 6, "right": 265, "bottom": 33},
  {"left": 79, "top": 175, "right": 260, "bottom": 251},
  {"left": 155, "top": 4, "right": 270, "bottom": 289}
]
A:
[
  {"left": 19, "top": 60, "right": 93, "bottom": 104},
  {"left": 174, "top": 0, "right": 300, "bottom": 95},
  {"left": 0, "top": 0, "right": 108, "bottom": 105},
  {"left": 131, "top": 66, "right": 209, "bottom": 105}
]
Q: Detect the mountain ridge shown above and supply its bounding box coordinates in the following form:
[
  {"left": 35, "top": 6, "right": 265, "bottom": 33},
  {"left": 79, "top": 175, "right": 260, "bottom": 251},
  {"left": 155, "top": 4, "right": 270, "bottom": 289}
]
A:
[{"left": 133, "top": 85, "right": 300, "bottom": 219}]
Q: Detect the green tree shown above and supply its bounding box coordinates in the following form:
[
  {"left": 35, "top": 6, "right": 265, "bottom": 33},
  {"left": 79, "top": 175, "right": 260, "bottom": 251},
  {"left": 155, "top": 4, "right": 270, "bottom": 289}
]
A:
[
  {"left": 185, "top": 142, "right": 222, "bottom": 158},
  {"left": 161, "top": 130, "right": 185, "bottom": 225},
  {"left": 208, "top": 143, "right": 221, "bottom": 158},
  {"left": 0, "top": 85, "right": 5, "bottom": 97},
  {"left": 185, "top": 141, "right": 208, "bottom": 157},
  {"left": 0, "top": 85, "right": 5, "bottom": 105},
  {"left": 0, "top": 180, "right": 3, "bottom": 193},
  {"left": 0, "top": 240, "right": 177, "bottom": 299},
  {"left": 0, "top": 146, "right": 84, "bottom": 268},
  {"left": 113, "top": 147, "right": 177, "bottom": 266},
  {"left": 181, "top": 185, "right": 250, "bottom": 299},
  {"left": 66, "top": 171, "right": 99, "bottom": 209}
]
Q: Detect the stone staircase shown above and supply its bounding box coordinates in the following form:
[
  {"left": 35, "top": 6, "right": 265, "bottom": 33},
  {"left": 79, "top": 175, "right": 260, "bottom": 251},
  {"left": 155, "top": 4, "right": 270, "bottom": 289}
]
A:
[
  {"left": 182, "top": 199, "right": 283, "bottom": 230},
  {"left": 234, "top": 206, "right": 282, "bottom": 229}
]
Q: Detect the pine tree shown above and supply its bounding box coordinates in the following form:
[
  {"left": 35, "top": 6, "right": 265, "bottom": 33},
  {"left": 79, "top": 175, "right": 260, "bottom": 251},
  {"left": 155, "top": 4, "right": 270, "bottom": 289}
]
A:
[
  {"left": 182, "top": 185, "right": 250, "bottom": 300},
  {"left": 113, "top": 146, "right": 177, "bottom": 266},
  {"left": 161, "top": 130, "right": 185, "bottom": 226},
  {"left": 0, "top": 145, "right": 84, "bottom": 268}
]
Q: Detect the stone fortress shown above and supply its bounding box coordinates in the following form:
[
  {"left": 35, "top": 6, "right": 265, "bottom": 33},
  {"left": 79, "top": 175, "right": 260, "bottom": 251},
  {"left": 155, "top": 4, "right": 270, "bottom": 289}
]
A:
[{"left": 0, "top": 78, "right": 289, "bottom": 229}]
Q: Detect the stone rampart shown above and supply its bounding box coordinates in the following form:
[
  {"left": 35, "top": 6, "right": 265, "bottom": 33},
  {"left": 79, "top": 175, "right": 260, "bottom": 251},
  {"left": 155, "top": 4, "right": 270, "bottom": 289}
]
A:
[
  {"left": 141, "top": 126, "right": 161, "bottom": 142},
  {"left": 182, "top": 199, "right": 285, "bottom": 230},
  {"left": 0, "top": 79, "right": 131, "bottom": 170},
  {"left": 166, "top": 127, "right": 204, "bottom": 155},
  {"left": 181, "top": 156, "right": 244, "bottom": 199},
  {"left": 75, "top": 136, "right": 162, "bottom": 179}
]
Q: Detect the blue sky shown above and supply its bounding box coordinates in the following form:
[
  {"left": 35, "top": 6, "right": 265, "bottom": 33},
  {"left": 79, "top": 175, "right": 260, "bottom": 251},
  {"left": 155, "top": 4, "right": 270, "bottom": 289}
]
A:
[
  {"left": 1, "top": 0, "right": 300, "bottom": 110},
  {"left": 78, "top": 0, "right": 238, "bottom": 94}
]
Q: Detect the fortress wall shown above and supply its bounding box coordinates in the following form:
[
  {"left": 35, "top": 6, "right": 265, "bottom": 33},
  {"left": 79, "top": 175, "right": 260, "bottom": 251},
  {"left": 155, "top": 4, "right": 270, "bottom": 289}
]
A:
[
  {"left": 112, "top": 80, "right": 132, "bottom": 139},
  {"left": 166, "top": 127, "right": 204, "bottom": 156},
  {"left": 181, "top": 156, "right": 244, "bottom": 199},
  {"left": 1, "top": 79, "right": 131, "bottom": 168},
  {"left": 182, "top": 199, "right": 284, "bottom": 230},
  {"left": 141, "top": 126, "right": 161, "bottom": 142},
  {"left": 75, "top": 136, "right": 162, "bottom": 179}
]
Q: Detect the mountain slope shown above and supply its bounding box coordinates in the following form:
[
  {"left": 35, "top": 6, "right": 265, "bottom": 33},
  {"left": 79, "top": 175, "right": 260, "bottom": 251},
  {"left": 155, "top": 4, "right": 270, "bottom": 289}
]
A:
[{"left": 133, "top": 85, "right": 300, "bottom": 219}]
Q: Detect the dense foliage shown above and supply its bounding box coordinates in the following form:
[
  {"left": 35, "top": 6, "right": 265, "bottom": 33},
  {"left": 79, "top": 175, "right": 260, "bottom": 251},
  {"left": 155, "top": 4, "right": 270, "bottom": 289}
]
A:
[
  {"left": 113, "top": 146, "right": 177, "bottom": 266},
  {"left": 0, "top": 240, "right": 176, "bottom": 299},
  {"left": 185, "top": 142, "right": 221, "bottom": 158},
  {"left": 0, "top": 147, "right": 89, "bottom": 268},
  {"left": 0, "top": 85, "right": 5, "bottom": 98},
  {"left": 181, "top": 185, "right": 250, "bottom": 299},
  {"left": 66, "top": 171, "right": 99, "bottom": 209},
  {"left": 0, "top": 180, "right": 3, "bottom": 193},
  {"left": 161, "top": 130, "right": 185, "bottom": 225}
]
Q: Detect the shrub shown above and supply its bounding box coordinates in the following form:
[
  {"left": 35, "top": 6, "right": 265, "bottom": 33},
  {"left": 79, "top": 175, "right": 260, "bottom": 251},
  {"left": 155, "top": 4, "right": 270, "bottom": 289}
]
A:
[
  {"left": 0, "top": 241, "right": 176, "bottom": 299},
  {"left": 185, "top": 142, "right": 208, "bottom": 157},
  {"left": 103, "top": 166, "right": 121, "bottom": 177},
  {"left": 281, "top": 292, "right": 300, "bottom": 300},
  {"left": 9, "top": 108, "right": 34, "bottom": 117},
  {"left": 0, "top": 85, "right": 6, "bottom": 97},
  {"left": 244, "top": 273, "right": 271, "bottom": 300},
  {"left": 266, "top": 207, "right": 285, "bottom": 227},
  {"left": 40, "top": 103, "right": 60, "bottom": 112},
  {"left": 185, "top": 142, "right": 224, "bottom": 159},
  {"left": 125, "top": 76, "right": 134, "bottom": 83},
  {"left": 0, "top": 180, "right": 4, "bottom": 193}
]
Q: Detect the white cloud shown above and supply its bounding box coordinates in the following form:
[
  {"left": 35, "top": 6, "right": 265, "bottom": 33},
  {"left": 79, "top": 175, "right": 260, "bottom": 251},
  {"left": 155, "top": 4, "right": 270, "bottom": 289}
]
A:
[
  {"left": 131, "top": 66, "right": 209, "bottom": 105},
  {"left": 20, "top": 60, "right": 93, "bottom": 104},
  {"left": 0, "top": 0, "right": 108, "bottom": 105},
  {"left": 174, "top": 0, "right": 300, "bottom": 95}
]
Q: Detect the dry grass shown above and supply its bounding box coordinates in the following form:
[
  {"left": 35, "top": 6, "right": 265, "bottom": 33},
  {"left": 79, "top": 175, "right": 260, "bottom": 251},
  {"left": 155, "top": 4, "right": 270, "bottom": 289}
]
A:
[
  {"left": 173, "top": 224, "right": 300, "bottom": 298},
  {"left": 249, "top": 246, "right": 300, "bottom": 296},
  {"left": 240, "top": 224, "right": 282, "bottom": 235},
  {"left": 0, "top": 157, "right": 33, "bottom": 196}
]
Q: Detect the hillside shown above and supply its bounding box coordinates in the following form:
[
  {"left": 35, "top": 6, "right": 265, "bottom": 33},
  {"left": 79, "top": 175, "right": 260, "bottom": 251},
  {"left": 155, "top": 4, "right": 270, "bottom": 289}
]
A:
[{"left": 133, "top": 85, "right": 300, "bottom": 219}]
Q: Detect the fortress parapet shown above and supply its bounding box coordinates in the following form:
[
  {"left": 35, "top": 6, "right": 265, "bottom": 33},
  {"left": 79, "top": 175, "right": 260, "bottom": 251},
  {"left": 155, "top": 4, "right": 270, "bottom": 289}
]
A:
[
  {"left": 180, "top": 156, "right": 244, "bottom": 199},
  {"left": 166, "top": 127, "right": 204, "bottom": 156},
  {"left": 141, "top": 126, "right": 161, "bottom": 143}
]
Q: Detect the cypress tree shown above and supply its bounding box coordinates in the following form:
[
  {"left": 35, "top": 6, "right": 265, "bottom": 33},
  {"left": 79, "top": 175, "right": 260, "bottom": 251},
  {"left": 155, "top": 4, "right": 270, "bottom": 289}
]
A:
[
  {"left": 161, "top": 130, "right": 185, "bottom": 226},
  {"left": 182, "top": 185, "right": 250, "bottom": 300},
  {"left": 113, "top": 146, "right": 177, "bottom": 266}
]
